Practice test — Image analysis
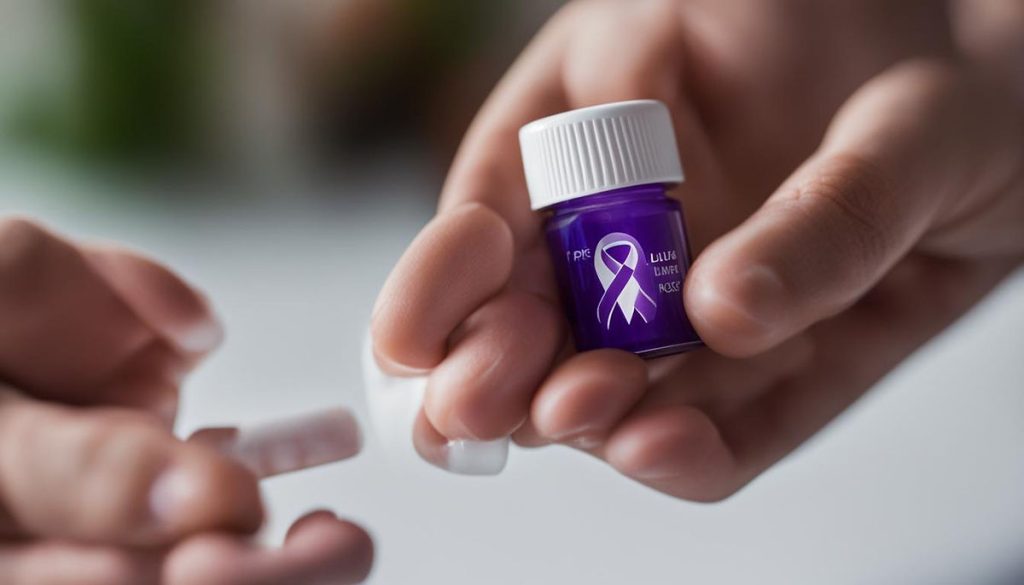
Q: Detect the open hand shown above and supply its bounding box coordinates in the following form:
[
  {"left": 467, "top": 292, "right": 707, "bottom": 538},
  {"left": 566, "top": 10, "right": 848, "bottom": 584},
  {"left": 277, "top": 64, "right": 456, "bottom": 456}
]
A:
[{"left": 371, "top": 0, "right": 1024, "bottom": 498}]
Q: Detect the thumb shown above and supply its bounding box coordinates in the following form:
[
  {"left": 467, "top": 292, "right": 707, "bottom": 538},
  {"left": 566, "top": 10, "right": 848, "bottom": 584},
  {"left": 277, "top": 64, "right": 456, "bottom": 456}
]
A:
[
  {"left": 0, "top": 388, "right": 263, "bottom": 546},
  {"left": 685, "top": 60, "right": 1021, "bottom": 357}
]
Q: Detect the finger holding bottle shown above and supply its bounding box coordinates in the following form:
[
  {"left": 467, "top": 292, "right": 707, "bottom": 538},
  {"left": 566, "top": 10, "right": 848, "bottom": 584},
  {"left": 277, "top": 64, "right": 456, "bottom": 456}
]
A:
[{"left": 369, "top": 0, "right": 719, "bottom": 458}]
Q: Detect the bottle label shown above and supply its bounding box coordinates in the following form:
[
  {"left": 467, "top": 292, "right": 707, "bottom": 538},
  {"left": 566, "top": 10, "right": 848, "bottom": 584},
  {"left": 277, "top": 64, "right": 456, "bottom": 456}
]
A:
[
  {"left": 546, "top": 200, "right": 701, "bottom": 357},
  {"left": 594, "top": 232, "right": 658, "bottom": 329}
]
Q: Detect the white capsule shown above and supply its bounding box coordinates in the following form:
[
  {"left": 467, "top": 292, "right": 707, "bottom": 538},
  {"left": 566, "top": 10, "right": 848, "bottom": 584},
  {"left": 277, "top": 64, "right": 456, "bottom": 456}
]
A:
[{"left": 190, "top": 407, "right": 362, "bottom": 479}]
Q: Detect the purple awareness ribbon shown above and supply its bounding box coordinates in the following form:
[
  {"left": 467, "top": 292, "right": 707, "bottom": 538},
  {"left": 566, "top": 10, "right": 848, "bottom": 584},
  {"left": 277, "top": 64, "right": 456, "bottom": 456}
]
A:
[{"left": 595, "top": 234, "right": 657, "bottom": 329}]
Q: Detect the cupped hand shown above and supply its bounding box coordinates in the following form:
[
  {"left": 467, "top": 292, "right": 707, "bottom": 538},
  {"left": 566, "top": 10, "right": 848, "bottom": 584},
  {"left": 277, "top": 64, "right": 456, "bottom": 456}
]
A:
[
  {"left": 0, "top": 218, "right": 372, "bottom": 584},
  {"left": 371, "top": 0, "right": 1024, "bottom": 498}
]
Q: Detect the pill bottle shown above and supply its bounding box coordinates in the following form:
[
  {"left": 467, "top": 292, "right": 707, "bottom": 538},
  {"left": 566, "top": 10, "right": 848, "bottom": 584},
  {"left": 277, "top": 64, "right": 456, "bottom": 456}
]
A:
[{"left": 519, "top": 100, "right": 702, "bottom": 358}]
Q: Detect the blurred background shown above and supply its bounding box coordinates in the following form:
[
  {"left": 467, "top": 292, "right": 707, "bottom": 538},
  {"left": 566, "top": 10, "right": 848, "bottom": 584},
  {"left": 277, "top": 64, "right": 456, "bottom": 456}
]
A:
[
  {"left": 0, "top": 0, "right": 562, "bottom": 186},
  {"left": 1, "top": 1, "right": 1023, "bottom": 584}
]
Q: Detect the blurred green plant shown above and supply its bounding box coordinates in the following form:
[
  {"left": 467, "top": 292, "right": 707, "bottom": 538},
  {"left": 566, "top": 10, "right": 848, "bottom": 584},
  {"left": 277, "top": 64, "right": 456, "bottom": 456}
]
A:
[{"left": 6, "top": 0, "right": 208, "bottom": 166}]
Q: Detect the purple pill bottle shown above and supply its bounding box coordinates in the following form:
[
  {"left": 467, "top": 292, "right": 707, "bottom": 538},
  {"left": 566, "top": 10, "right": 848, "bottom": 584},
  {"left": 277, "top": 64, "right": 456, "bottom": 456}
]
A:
[{"left": 520, "top": 100, "right": 702, "bottom": 358}]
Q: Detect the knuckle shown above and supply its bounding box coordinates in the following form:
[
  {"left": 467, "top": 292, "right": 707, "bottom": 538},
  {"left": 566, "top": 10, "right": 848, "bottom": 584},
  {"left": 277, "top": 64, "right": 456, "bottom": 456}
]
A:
[
  {"left": 462, "top": 291, "right": 562, "bottom": 364},
  {"left": 76, "top": 417, "right": 169, "bottom": 532},
  {"left": 428, "top": 292, "right": 562, "bottom": 439},
  {"left": 0, "top": 216, "right": 62, "bottom": 276},
  {"left": 372, "top": 203, "right": 515, "bottom": 369},
  {"left": 0, "top": 406, "right": 171, "bottom": 537}
]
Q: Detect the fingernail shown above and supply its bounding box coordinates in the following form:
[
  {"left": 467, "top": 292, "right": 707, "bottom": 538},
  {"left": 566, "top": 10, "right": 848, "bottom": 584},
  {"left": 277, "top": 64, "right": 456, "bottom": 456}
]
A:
[
  {"left": 444, "top": 438, "right": 509, "bottom": 476},
  {"left": 689, "top": 263, "right": 785, "bottom": 338},
  {"left": 149, "top": 465, "right": 200, "bottom": 528},
  {"left": 177, "top": 318, "right": 224, "bottom": 354},
  {"left": 444, "top": 412, "right": 485, "bottom": 442},
  {"left": 547, "top": 425, "right": 599, "bottom": 445},
  {"left": 567, "top": 434, "right": 603, "bottom": 450},
  {"left": 373, "top": 347, "right": 431, "bottom": 378}
]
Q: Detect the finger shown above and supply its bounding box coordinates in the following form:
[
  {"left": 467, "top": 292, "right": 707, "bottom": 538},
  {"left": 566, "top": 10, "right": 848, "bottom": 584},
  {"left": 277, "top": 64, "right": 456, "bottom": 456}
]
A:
[
  {"left": 720, "top": 254, "right": 1018, "bottom": 480},
  {"left": 165, "top": 511, "right": 373, "bottom": 585},
  {"left": 516, "top": 337, "right": 804, "bottom": 451},
  {"left": 686, "top": 60, "right": 1022, "bottom": 357},
  {"left": 374, "top": 0, "right": 720, "bottom": 380},
  {"left": 372, "top": 13, "right": 567, "bottom": 378},
  {"left": 0, "top": 219, "right": 219, "bottom": 410},
  {"left": 81, "top": 244, "right": 223, "bottom": 422},
  {"left": 509, "top": 415, "right": 553, "bottom": 449},
  {"left": 645, "top": 334, "right": 816, "bottom": 417},
  {"left": 412, "top": 410, "right": 509, "bottom": 476},
  {"left": 609, "top": 255, "right": 1015, "bottom": 502},
  {"left": 0, "top": 540, "right": 162, "bottom": 585},
  {"left": 581, "top": 336, "right": 813, "bottom": 500},
  {"left": 362, "top": 334, "right": 511, "bottom": 476},
  {"left": 603, "top": 403, "right": 738, "bottom": 502},
  {"left": 188, "top": 407, "right": 362, "bottom": 479},
  {"left": 0, "top": 514, "right": 373, "bottom": 585},
  {"left": 371, "top": 203, "right": 514, "bottom": 373},
  {"left": 423, "top": 290, "right": 563, "bottom": 441},
  {"left": 83, "top": 244, "right": 222, "bottom": 359},
  {"left": 529, "top": 350, "right": 648, "bottom": 447},
  {"left": 0, "top": 392, "right": 262, "bottom": 545}
]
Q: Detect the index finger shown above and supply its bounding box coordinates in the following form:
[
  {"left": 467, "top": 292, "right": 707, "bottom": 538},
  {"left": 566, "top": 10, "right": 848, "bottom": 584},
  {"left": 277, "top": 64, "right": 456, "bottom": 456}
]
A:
[
  {"left": 370, "top": 12, "right": 569, "bottom": 373},
  {"left": 0, "top": 218, "right": 219, "bottom": 413}
]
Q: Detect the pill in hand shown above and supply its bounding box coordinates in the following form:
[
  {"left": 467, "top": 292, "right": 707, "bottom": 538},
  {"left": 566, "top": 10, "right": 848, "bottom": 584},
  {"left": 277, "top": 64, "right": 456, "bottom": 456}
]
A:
[{"left": 188, "top": 407, "right": 362, "bottom": 479}]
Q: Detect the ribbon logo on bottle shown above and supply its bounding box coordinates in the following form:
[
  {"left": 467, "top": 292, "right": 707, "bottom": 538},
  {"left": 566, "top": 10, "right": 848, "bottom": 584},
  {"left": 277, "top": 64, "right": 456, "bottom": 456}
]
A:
[{"left": 594, "top": 232, "right": 657, "bottom": 329}]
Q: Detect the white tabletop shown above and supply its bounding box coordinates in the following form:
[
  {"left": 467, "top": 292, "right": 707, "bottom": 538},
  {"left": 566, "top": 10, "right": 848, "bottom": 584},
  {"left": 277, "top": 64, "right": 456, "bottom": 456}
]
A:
[{"left": 2, "top": 165, "right": 1022, "bottom": 585}]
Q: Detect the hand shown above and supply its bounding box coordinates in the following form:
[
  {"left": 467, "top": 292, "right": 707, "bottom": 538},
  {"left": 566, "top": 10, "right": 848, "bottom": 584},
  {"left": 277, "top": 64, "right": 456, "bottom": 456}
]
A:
[
  {"left": 0, "top": 218, "right": 373, "bottom": 584},
  {"left": 371, "top": 0, "right": 1024, "bottom": 498}
]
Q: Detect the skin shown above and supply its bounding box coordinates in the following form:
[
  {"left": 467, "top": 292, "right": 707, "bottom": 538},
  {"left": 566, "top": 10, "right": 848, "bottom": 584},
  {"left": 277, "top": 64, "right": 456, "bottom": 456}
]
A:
[
  {"left": 372, "top": 0, "right": 1024, "bottom": 500},
  {"left": 0, "top": 219, "right": 373, "bottom": 584},
  {"left": 1, "top": 1, "right": 1022, "bottom": 581}
]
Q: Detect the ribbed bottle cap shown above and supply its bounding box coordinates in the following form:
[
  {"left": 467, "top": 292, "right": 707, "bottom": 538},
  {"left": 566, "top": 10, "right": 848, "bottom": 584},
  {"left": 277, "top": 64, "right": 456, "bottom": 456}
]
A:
[{"left": 519, "top": 100, "right": 684, "bottom": 210}]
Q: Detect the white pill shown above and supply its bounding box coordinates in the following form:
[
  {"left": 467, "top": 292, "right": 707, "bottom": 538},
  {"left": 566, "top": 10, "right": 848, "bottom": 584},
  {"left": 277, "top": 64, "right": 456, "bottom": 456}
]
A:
[{"left": 190, "top": 407, "right": 362, "bottom": 479}]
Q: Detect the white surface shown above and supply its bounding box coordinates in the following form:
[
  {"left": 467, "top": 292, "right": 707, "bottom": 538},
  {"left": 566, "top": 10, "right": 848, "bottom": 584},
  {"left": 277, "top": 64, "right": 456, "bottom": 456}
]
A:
[
  {"left": 519, "top": 100, "right": 684, "bottom": 209},
  {"left": 2, "top": 170, "right": 1023, "bottom": 585}
]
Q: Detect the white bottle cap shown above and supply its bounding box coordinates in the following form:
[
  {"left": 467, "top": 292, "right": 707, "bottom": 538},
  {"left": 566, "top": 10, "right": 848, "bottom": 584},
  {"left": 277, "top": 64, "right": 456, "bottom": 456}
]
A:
[{"left": 519, "top": 100, "right": 684, "bottom": 210}]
